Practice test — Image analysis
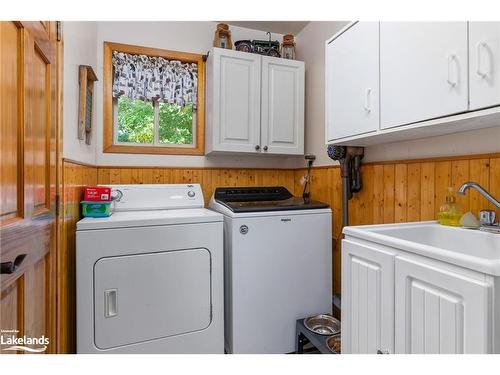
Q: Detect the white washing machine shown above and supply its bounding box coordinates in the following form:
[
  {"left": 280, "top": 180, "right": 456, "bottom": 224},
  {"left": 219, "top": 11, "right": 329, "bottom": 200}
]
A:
[
  {"left": 76, "top": 184, "right": 224, "bottom": 353},
  {"left": 209, "top": 186, "right": 332, "bottom": 354}
]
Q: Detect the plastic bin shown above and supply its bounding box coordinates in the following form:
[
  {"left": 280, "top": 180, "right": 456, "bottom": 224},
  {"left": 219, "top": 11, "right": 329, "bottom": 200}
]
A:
[{"left": 81, "top": 201, "right": 113, "bottom": 218}]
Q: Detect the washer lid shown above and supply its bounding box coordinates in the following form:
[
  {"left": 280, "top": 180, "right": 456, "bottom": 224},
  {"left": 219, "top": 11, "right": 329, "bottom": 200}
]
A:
[{"left": 77, "top": 208, "right": 222, "bottom": 231}]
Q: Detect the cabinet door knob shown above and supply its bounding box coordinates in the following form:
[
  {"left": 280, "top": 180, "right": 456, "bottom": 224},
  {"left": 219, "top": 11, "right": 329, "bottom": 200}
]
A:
[
  {"left": 255, "top": 145, "right": 260, "bottom": 151},
  {"left": 263, "top": 146, "right": 268, "bottom": 151}
]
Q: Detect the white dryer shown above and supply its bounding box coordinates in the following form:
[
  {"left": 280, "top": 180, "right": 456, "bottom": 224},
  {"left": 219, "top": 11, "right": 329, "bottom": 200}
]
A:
[{"left": 76, "top": 184, "right": 223, "bottom": 353}]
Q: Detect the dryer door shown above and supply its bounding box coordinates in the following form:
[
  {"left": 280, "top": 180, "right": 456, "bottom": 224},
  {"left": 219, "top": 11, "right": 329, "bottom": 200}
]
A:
[{"left": 93, "top": 248, "right": 212, "bottom": 350}]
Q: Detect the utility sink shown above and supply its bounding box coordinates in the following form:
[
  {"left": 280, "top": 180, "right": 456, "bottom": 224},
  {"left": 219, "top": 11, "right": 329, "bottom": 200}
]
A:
[{"left": 343, "top": 221, "right": 500, "bottom": 275}]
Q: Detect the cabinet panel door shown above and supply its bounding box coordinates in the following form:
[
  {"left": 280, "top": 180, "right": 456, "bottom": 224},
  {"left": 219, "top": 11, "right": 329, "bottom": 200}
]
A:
[
  {"left": 326, "top": 22, "right": 379, "bottom": 141},
  {"left": 261, "top": 57, "right": 304, "bottom": 155},
  {"left": 341, "top": 239, "right": 394, "bottom": 354},
  {"left": 212, "top": 49, "right": 261, "bottom": 153},
  {"left": 469, "top": 22, "right": 500, "bottom": 110},
  {"left": 395, "top": 256, "right": 491, "bottom": 353},
  {"left": 380, "top": 22, "right": 468, "bottom": 129}
]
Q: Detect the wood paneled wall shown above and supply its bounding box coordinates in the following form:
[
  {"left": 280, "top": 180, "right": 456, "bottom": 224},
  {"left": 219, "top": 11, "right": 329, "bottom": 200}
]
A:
[
  {"left": 59, "top": 160, "right": 97, "bottom": 353},
  {"left": 97, "top": 167, "right": 296, "bottom": 206},
  {"left": 60, "top": 153, "right": 500, "bottom": 352},
  {"left": 297, "top": 154, "right": 500, "bottom": 294}
]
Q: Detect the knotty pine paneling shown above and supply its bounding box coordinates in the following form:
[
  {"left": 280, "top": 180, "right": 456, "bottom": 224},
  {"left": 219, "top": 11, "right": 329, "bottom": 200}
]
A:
[
  {"left": 97, "top": 167, "right": 296, "bottom": 206},
  {"left": 298, "top": 155, "right": 500, "bottom": 295},
  {"left": 59, "top": 160, "right": 97, "bottom": 353}
]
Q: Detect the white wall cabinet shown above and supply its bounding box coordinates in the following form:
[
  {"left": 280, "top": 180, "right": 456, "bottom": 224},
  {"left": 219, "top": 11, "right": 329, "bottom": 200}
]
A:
[
  {"left": 261, "top": 57, "right": 304, "bottom": 154},
  {"left": 325, "top": 22, "right": 500, "bottom": 146},
  {"left": 380, "top": 22, "right": 468, "bottom": 129},
  {"left": 325, "top": 22, "right": 379, "bottom": 141},
  {"left": 206, "top": 48, "right": 304, "bottom": 155},
  {"left": 342, "top": 237, "right": 494, "bottom": 354},
  {"left": 469, "top": 22, "right": 500, "bottom": 110}
]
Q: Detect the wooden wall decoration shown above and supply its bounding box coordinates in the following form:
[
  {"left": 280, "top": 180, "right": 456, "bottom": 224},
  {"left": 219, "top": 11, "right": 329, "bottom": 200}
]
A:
[
  {"left": 59, "top": 153, "right": 500, "bottom": 352},
  {"left": 77, "top": 65, "right": 97, "bottom": 145}
]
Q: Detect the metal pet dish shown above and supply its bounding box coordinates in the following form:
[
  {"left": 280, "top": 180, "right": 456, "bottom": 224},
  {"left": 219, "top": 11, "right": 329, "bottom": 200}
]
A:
[
  {"left": 304, "top": 314, "right": 340, "bottom": 336},
  {"left": 326, "top": 334, "right": 341, "bottom": 354}
]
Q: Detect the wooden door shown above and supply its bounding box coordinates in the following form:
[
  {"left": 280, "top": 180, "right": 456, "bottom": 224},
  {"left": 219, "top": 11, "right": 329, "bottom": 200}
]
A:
[
  {"left": 1, "top": 21, "right": 59, "bottom": 354},
  {"left": 341, "top": 239, "right": 395, "bottom": 354},
  {"left": 380, "top": 22, "right": 468, "bottom": 129},
  {"left": 325, "top": 22, "right": 379, "bottom": 141},
  {"left": 210, "top": 48, "right": 261, "bottom": 153},
  {"left": 394, "top": 255, "right": 491, "bottom": 353},
  {"left": 261, "top": 56, "right": 304, "bottom": 155},
  {"left": 469, "top": 22, "right": 500, "bottom": 110}
]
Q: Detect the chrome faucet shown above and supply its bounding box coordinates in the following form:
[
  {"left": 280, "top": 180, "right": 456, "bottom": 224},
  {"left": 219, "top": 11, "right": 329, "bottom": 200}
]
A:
[
  {"left": 458, "top": 182, "right": 500, "bottom": 234},
  {"left": 458, "top": 182, "right": 500, "bottom": 208}
]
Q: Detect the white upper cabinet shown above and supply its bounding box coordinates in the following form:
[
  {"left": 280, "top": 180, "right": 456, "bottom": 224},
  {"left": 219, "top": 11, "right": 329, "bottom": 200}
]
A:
[
  {"left": 206, "top": 48, "right": 305, "bottom": 155},
  {"left": 326, "top": 22, "right": 380, "bottom": 141},
  {"left": 380, "top": 22, "right": 469, "bottom": 129},
  {"left": 206, "top": 48, "right": 261, "bottom": 153},
  {"left": 261, "top": 57, "right": 304, "bottom": 155},
  {"left": 469, "top": 22, "right": 500, "bottom": 110}
]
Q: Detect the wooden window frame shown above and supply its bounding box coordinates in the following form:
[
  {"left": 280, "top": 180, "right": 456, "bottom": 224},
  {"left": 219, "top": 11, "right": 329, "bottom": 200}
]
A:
[{"left": 103, "top": 41, "right": 205, "bottom": 155}]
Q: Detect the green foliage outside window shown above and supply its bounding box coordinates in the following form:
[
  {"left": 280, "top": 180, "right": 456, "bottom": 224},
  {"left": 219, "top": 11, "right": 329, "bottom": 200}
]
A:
[{"left": 117, "top": 96, "right": 193, "bottom": 145}]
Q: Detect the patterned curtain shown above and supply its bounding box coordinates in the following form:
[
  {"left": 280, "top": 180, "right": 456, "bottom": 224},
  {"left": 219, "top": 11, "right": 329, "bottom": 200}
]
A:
[{"left": 112, "top": 51, "right": 198, "bottom": 109}]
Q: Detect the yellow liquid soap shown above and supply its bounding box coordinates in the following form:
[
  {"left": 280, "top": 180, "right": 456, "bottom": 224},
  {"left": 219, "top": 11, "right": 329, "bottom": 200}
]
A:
[{"left": 437, "top": 188, "right": 463, "bottom": 227}]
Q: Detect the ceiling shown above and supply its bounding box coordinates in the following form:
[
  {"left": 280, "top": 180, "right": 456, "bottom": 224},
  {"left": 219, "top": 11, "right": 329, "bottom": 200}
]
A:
[{"left": 225, "top": 21, "right": 310, "bottom": 35}]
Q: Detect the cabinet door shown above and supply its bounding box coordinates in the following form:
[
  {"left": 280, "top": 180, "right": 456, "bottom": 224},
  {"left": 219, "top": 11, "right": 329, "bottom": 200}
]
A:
[
  {"left": 380, "top": 22, "right": 468, "bottom": 129},
  {"left": 341, "top": 239, "right": 394, "bottom": 354},
  {"left": 212, "top": 48, "right": 261, "bottom": 153},
  {"left": 469, "top": 22, "right": 500, "bottom": 110},
  {"left": 326, "top": 22, "right": 379, "bottom": 141},
  {"left": 395, "top": 256, "right": 491, "bottom": 354},
  {"left": 261, "top": 57, "right": 304, "bottom": 155}
]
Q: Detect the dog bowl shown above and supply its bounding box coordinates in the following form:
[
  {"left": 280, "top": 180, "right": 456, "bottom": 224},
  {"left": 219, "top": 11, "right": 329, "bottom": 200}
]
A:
[
  {"left": 326, "top": 334, "right": 341, "bottom": 353},
  {"left": 304, "top": 314, "right": 340, "bottom": 336}
]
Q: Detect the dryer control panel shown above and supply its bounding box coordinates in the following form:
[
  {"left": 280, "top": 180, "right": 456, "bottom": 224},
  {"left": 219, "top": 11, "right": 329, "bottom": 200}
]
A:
[{"left": 106, "top": 184, "right": 204, "bottom": 212}]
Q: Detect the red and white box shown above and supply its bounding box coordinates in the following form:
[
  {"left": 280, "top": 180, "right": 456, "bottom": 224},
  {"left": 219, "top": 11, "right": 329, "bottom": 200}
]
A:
[{"left": 83, "top": 186, "right": 112, "bottom": 202}]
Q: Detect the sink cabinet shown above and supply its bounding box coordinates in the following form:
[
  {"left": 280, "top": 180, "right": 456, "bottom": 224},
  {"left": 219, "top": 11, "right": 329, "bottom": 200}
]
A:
[
  {"left": 342, "top": 235, "right": 495, "bottom": 354},
  {"left": 341, "top": 239, "right": 395, "bottom": 354}
]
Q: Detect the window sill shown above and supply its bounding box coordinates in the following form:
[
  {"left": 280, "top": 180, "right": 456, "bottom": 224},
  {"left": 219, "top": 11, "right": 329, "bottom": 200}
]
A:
[{"left": 103, "top": 144, "right": 205, "bottom": 156}]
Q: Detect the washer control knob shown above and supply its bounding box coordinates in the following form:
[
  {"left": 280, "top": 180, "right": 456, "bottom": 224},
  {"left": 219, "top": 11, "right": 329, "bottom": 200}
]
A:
[{"left": 187, "top": 190, "right": 196, "bottom": 198}]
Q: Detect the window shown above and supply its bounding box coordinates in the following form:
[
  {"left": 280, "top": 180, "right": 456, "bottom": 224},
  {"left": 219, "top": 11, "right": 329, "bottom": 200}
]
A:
[{"left": 103, "top": 42, "right": 205, "bottom": 155}]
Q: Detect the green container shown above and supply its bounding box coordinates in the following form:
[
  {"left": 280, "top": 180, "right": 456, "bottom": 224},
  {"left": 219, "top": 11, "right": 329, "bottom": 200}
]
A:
[{"left": 81, "top": 201, "right": 113, "bottom": 218}]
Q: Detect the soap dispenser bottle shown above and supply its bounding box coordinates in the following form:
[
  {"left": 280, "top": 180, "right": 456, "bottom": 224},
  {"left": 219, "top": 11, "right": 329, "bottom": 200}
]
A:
[{"left": 438, "top": 187, "right": 463, "bottom": 226}]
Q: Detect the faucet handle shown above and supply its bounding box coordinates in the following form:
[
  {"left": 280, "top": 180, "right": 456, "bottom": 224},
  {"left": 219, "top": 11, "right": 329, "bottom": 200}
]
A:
[{"left": 480, "top": 210, "right": 497, "bottom": 226}]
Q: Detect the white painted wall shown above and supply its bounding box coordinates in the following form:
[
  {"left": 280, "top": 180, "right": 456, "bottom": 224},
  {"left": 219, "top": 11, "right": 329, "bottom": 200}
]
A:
[
  {"left": 62, "top": 21, "right": 304, "bottom": 168},
  {"left": 296, "top": 21, "right": 349, "bottom": 166},
  {"left": 62, "top": 21, "right": 98, "bottom": 165},
  {"left": 63, "top": 21, "right": 500, "bottom": 167},
  {"left": 296, "top": 21, "right": 500, "bottom": 166}
]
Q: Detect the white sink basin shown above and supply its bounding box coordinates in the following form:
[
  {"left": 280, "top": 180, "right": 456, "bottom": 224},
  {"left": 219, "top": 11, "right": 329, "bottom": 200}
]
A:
[{"left": 343, "top": 221, "right": 500, "bottom": 275}]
